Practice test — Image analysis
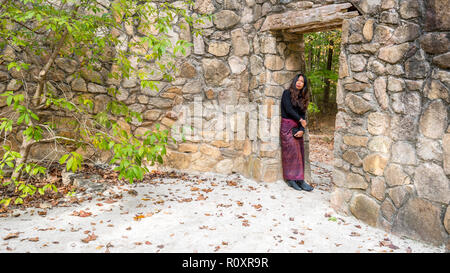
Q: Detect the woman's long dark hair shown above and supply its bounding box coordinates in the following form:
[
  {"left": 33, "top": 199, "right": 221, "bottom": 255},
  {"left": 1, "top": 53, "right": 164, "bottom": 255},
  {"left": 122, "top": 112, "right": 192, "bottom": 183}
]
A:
[{"left": 289, "top": 73, "right": 310, "bottom": 111}]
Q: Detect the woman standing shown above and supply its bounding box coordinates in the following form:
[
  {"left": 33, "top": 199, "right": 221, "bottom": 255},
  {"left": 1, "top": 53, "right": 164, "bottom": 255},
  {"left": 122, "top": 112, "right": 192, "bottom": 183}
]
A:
[{"left": 280, "top": 74, "right": 314, "bottom": 192}]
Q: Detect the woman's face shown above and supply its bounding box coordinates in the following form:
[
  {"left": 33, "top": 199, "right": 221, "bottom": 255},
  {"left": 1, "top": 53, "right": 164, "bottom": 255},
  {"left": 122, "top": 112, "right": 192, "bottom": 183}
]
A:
[{"left": 295, "top": 76, "right": 304, "bottom": 90}]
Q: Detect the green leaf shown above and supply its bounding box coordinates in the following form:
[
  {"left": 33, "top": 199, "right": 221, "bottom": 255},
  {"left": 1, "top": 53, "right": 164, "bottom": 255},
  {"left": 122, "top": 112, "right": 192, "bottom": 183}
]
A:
[{"left": 59, "top": 154, "right": 70, "bottom": 164}]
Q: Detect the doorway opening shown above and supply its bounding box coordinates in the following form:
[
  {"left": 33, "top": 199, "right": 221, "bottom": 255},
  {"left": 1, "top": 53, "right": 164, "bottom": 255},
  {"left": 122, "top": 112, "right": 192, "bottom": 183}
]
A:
[{"left": 304, "top": 29, "right": 341, "bottom": 188}]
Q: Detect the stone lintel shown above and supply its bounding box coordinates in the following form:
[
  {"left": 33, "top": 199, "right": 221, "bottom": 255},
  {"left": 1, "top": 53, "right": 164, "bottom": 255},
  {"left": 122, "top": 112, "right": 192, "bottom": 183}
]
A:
[{"left": 261, "top": 3, "right": 358, "bottom": 33}]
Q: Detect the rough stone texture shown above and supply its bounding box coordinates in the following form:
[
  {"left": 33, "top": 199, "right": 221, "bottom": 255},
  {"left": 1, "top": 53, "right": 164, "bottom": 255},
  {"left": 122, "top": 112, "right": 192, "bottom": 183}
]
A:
[
  {"left": 433, "top": 53, "right": 450, "bottom": 70},
  {"left": 391, "top": 141, "right": 417, "bottom": 165},
  {"left": 214, "top": 10, "right": 240, "bottom": 29},
  {"left": 423, "top": 0, "right": 450, "bottom": 31},
  {"left": 405, "top": 51, "right": 431, "bottom": 80},
  {"left": 388, "top": 185, "right": 413, "bottom": 208},
  {"left": 384, "top": 164, "right": 410, "bottom": 187},
  {"left": 363, "top": 153, "right": 388, "bottom": 176},
  {"left": 371, "top": 177, "right": 386, "bottom": 201},
  {"left": 378, "top": 43, "right": 409, "bottom": 64},
  {"left": 350, "top": 194, "right": 380, "bottom": 227},
  {"left": 345, "top": 173, "right": 368, "bottom": 189},
  {"left": 420, "top": 33, "right": 450, "bottom": 55},
  {"left": 345, "top": 93, "right": 373, "bottom": 114},
  {"left": 202, "top": 59, "right": 230, "bottom": 86},
  {"left": 424, "top": 80, "right": 449, "bottom": 103},
  {"left": 231, "top": 29, "right": 250, "bottom": 56},
  {"left": 444, "top": 134, "right": 450, "bottom": 175},
  {"left": 264, "top": 55, "right": 284, "bottom": 71},
  {"left": 374, "top": 77, "right": 389, "bottom": 110},
  {"left": 368, "top": 136, "right": 391, "bottom": 154},
  {"left": 417, "top": 138, "right": 443, "bottom": 162},
  {"left": 414, "top": 163, "right": 450, "bottom": 204},
  {"left": 342, "top": 150, "right": 362, "bottom": 166},
  {"left": 399, "top": 0, "right": 420, "bottom": 19},
  {"left": 343, "top": 135, "right": 369, "bottom": 147},
  {"left": 393, "top": 198, "right": 447, "bottom": 246},
  {"left": 419, "top": 100, "right": 448, "bottom": 139},
  {"left": 208, "top": 41, "right": 231, "bottom": 56},
  {"left": 445, "top": 207, "right": 450, "bottom": 235},
  {"left": 381, "top": 198, "right": 396, "bottom": 223},
  {"left": 368, "top": 112, "right": 389, "bottom": 135}
]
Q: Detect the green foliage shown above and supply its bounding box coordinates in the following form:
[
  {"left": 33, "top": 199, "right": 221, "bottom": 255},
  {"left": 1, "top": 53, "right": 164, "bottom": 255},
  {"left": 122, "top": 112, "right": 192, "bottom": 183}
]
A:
[
  {"left": 0, "top": 0, "right": 206, "bottom": 207},
  {"left": 304, "top": 30, "right": 341, "bottom": 110}
]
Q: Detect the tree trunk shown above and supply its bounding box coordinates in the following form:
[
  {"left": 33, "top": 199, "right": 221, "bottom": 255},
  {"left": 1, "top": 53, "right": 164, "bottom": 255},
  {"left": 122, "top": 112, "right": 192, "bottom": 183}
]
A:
[{"left": 323, "top": 40, "right": 334, "bottom": 107}]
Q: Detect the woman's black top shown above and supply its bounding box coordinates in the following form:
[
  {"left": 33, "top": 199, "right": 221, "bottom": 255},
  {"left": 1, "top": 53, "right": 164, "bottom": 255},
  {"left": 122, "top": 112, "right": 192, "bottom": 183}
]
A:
[{"left": 281, "top": 89, "right": 306, "bottom": 122}]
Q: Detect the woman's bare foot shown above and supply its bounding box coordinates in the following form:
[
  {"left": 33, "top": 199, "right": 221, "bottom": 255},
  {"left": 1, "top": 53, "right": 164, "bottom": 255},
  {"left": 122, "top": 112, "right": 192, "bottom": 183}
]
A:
[{"left": 294, "top": 131, "right": 304, "bottom": 138}]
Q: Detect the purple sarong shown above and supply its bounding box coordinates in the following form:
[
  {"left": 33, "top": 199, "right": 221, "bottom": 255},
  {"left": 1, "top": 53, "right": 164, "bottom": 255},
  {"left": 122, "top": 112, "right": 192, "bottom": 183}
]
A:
[{"left": 280, "top": 118, "right": 305, "bottom": 181}]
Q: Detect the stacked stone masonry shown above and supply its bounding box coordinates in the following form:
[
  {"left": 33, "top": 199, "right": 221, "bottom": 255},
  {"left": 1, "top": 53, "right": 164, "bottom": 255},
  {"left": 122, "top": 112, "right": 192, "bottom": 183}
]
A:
[{"left": 0, "top": 0, "right": 448, "bottom": 249}]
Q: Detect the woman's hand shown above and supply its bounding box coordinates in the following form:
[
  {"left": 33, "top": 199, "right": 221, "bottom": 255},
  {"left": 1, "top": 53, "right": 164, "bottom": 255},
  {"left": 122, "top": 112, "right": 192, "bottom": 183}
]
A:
[
  {"left": 294, "top": 131, "right": 304, "bottom": 138},
  {"left": 299, "top": 118, "right": 307, "bottom": 128}
]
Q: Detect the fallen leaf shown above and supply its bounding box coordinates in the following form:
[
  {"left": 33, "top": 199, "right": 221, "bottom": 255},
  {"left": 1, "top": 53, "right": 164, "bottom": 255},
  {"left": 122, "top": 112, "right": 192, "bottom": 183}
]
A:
[
  {"left": 3, "top": 232, "right": 20, "bottom": 240},
  {"left": 350, "top": 232, "right": 361, "bottom": 237},
  {"left": 72, "top": 210, "right": 92, "bottom": 217},
  {"left": 196, "top": 194, "right": 207, "bottom": 201},
  {"left": 133, "top": 215, "right": 145, "bottom": 221},
  {"left": 388, "top": 243, "right": 399, "bottom": 250},
  {"left": 81, "top": 233, "right": 98, "bottom": 243},
  {"left": 28, "top": 237, "right": 39, "bottom": 242},
  {"left": 145, "top": 241, "right": 152, "bottom": 245},
  {"left": 252, "top": 204, "right": 262, "bottom": 210},
  {"left": 127, "top": 190, "right": 138, "bottom": 196},
  {"left": 236, "top": 201, "right": 244, "bottom": 206}
]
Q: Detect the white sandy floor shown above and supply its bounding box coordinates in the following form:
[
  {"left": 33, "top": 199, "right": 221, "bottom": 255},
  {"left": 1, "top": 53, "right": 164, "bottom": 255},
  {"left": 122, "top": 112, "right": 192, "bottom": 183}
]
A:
[{"left": 0, "top": 170, "right": 445, "bottom": 253}]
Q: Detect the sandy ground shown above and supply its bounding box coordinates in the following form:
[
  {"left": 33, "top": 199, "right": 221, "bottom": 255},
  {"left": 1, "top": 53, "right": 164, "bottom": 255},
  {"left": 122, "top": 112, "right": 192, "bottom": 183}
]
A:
[{"left": 0, "top": 167, "right": 445, "bottom": 253}]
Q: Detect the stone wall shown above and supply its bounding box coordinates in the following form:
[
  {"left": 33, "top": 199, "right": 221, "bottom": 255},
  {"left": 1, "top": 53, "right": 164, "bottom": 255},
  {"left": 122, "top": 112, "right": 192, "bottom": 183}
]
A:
[
  {"left": 328, "top": 0, "right": 450, "bottom": 248},
  {"left": 1, "top": 0, "right": 448, "bottom": 248}
]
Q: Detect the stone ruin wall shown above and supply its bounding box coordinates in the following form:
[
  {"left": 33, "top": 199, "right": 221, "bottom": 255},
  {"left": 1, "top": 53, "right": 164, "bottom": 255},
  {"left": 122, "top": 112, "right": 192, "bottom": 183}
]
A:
[
  {"left": 0, "top": 0, "right": 449, "bottom": 248},
  {"left": 329, "top": 0, "right": 450, "bottom": 248}
]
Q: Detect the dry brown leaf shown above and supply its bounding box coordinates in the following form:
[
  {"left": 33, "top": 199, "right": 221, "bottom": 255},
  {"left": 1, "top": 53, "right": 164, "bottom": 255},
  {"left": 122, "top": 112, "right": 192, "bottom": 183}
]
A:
[
  {"left": 72, "top": 210, "right": 92, "bottom": 217},
  {"left": 81, "top": 233, "right": 98, "bottom": 243},
  {"left": 196, "top": 194, "right": 207, "bottom": 201},
  {"left": 3, "top": 232, "right": 20, "bottom": 240}
]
